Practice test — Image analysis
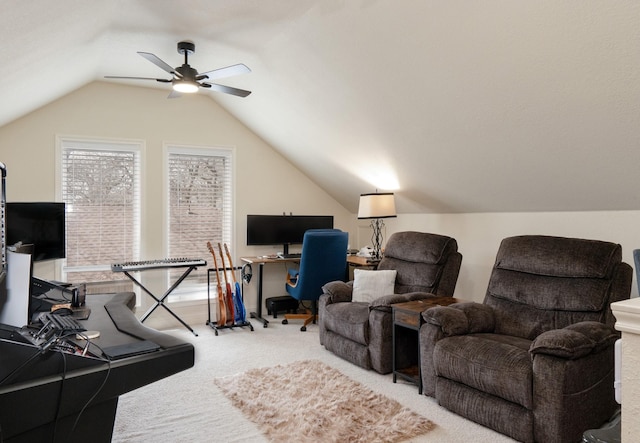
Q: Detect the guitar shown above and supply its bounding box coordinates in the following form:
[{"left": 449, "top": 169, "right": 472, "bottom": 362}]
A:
[
  {"left": 224, "top": 243, "right": 247, "bottom": 323},
  {"left": 207, "top": 241, "right": 227, "bottom": 326},
  {"left": 218, "top": 243, "right": 235, "bottom": 325}
]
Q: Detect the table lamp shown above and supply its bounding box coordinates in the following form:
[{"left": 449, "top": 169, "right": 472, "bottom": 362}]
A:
[{"left": 357, "top": 192, "right": 397, "bottom": 260}]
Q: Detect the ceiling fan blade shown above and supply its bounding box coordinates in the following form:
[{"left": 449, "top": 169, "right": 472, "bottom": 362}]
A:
[
  {"left": 138, "top": 52, "right": 177, "bottom": 76},
  {"left": 199, "top": 63, "right": 251, "bottom": 81},
  {"left": 202, "top": 83, "right": 252, "bottom": 97},
  {"left": 104, "top": 76, "right": 172, "bottom": 83}
]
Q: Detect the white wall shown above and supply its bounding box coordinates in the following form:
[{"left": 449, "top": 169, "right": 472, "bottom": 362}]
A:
[{"left": 381, "top": 211, "right": 640, "bottom": 301}]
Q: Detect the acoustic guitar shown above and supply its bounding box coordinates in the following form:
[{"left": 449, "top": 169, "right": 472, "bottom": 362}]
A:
[{"left": 218, "top": 243, "right": 235, "bottom": 325}]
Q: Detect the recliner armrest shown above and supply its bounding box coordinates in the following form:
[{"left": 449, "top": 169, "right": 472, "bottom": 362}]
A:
[
  {"left": 370, "top": 292, "right": 436, "bottom": 313},
  {"left": 321, "top": 280, "right": 354, "bottom": 304},
  {"left": 422, "top": 302, "right": 495, "bottom": 336},
  {"left": 530, "top": 321, "right": 619, "bottom": 360}
]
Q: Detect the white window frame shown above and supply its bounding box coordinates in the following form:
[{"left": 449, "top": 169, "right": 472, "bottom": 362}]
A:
[
  {"left": 56, "top": 135, "right": 143, "bottom": 282},
  {"left": 163, "top": 143, "right": 235, "bottom": 302}
]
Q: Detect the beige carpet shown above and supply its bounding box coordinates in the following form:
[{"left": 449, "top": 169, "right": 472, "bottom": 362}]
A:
[
  {"left": 112, "top": 322, "right": 516, "bottom": 442},
  {"left": 214, "top": 359, "right": 435, "bottom": 443}
]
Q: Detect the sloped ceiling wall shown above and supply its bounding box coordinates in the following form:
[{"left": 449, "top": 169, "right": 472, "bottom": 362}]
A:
[{"left": 1, "top": 0, "right": 639, "bottom": 214}]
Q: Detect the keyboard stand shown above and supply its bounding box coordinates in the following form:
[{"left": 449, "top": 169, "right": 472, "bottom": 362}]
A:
[{"left": 122, "top": 266, "right": 199, "bottom": 337}]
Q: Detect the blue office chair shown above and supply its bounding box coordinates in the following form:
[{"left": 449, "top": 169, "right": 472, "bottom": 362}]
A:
[{"left": 282, "top": 229, "right": 349, "bottom": 331}]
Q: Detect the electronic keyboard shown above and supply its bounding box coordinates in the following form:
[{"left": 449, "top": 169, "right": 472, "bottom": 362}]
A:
[{"left": 111, "top": 258, "right": 206, "bottom": 272}]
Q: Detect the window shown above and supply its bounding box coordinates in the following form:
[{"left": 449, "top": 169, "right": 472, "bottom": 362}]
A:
[
  {"left": 58, "top": 137, "right": 142, "bottom": 283},
  {"left": 165, "top": 144, "right": 233, "bottom": 300}
]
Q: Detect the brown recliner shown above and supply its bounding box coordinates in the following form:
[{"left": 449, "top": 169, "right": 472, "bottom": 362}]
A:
[
  {"left": 420, "top": 235, "right": 632, "bottom": 443},
  {"left": 319, "top": 231, "right": 462, "bottom": 374}
]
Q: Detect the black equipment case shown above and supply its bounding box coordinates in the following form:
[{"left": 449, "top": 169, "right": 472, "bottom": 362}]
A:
[{"left": 265, "top": 295, "right": 299, "bottom": 318}]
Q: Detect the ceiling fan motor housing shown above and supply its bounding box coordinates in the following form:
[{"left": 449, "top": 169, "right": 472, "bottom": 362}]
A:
[{"left": 176, "top": 64, "right": 198, "bottom": 82}]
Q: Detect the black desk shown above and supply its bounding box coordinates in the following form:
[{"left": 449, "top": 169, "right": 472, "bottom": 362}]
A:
[{"left": 0, "top": 292, "right": 194, "bottom": 443}]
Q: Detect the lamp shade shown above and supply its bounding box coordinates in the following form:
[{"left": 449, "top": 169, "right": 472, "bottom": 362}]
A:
[{"left": 357, "top": 193, "right": 397, "bottom": 219}]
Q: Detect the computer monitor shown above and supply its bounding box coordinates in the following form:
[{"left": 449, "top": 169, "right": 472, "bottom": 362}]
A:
[
  {"left": 246, "top": 215, "right": 334, "bottom": 254},
  {"left": 5, "top": 202, "right": 66, "bottom": 262}
]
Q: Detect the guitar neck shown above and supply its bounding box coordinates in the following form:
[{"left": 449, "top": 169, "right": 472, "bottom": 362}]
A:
[{"left": 224, "top": 244, "right": 238, "bottom": 284}]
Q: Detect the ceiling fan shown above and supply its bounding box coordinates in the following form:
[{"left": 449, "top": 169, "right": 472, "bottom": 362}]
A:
[{"left": 105, "top": 41, "right": 251, "bottom": 98}]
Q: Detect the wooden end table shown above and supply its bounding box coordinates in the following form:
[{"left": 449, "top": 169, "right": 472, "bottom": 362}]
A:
[{"left": 392, "top": 297, "right": 466, "bottom": 394}]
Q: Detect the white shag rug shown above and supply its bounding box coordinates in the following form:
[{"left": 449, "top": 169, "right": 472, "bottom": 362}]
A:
[{"left": 214, "top": 359, "right": 435, "bottom": 443}]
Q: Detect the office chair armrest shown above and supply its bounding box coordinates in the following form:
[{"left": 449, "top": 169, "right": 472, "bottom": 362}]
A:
[
  {"left": 321, "top": 280, "right": 354, "bottom": 304},
  {"left": 530, "top": 321, "right": 618, "bottom": 360},
  {"left": 286, "top": 268, "right": 299, "bottom": 287}
]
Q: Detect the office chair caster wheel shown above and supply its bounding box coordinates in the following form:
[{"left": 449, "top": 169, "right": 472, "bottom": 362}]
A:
[
  {"left": 282, "top": 319, "right": 288, "bottom": 325},
  {"left": 300, "top": 326, "right": 306, "bottom": 332}
]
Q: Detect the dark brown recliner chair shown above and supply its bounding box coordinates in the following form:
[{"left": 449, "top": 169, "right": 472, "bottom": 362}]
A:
[
  {"left": 319, "top": 231, "right": 462, "bottom": 374},
  {"left": 420, "top": 235, "right": 632, "bottom": 443}
]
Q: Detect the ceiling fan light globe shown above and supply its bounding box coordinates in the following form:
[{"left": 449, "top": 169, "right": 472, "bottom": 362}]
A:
[{"left": 173, "top": 81, "right": 199, "bottom": 93}]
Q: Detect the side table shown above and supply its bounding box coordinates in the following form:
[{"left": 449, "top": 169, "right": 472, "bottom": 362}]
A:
[
  {"left": 346, "top": 255, "right": 379, "bottom": 280},
  {"left": 392, "top": 297, "right": 466, "bottom": 394}
]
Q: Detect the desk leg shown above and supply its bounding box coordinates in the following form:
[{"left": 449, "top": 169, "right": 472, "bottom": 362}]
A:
[
  {"left": 392, "top": 316, "right": 398, "bottom": 384},
  {"left": 249, "top": 263, "right": 269, "bottom": 328}
]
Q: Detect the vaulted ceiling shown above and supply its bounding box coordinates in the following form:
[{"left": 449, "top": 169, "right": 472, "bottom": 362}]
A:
[{"left": 2, "top": 1, "right": 639, "bottom": 214}]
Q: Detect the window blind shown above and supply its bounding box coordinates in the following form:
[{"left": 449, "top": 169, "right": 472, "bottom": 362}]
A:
[
  {"left": 60, "top": 138, "right": 141, "bottom": 283},
  {"left": 167, "top": 146, "right": 233, "bottom": 291}
]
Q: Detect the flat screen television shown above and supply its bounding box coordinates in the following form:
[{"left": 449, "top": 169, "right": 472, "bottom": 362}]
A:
[
  {"left": 247, "top": 215, "right": 333, "bottom": 254},
  {"left": 6, "top": 202, "right": 66, "bottom": 262}
]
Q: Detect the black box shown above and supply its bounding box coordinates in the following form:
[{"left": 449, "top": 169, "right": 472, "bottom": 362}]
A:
[{"left": 265, "top": 295, "right": 299, "bottom": 318}]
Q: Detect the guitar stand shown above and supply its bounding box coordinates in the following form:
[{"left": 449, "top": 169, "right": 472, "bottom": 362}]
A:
[
  {"left": 208, "top": 320, "right": 254, "bottom": 336},
  {"left": 124, "top": 266, "right": 199, "bottom": 336},
  {"left": 206, "top": 267, "right": 254, "bottom": 336}
]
